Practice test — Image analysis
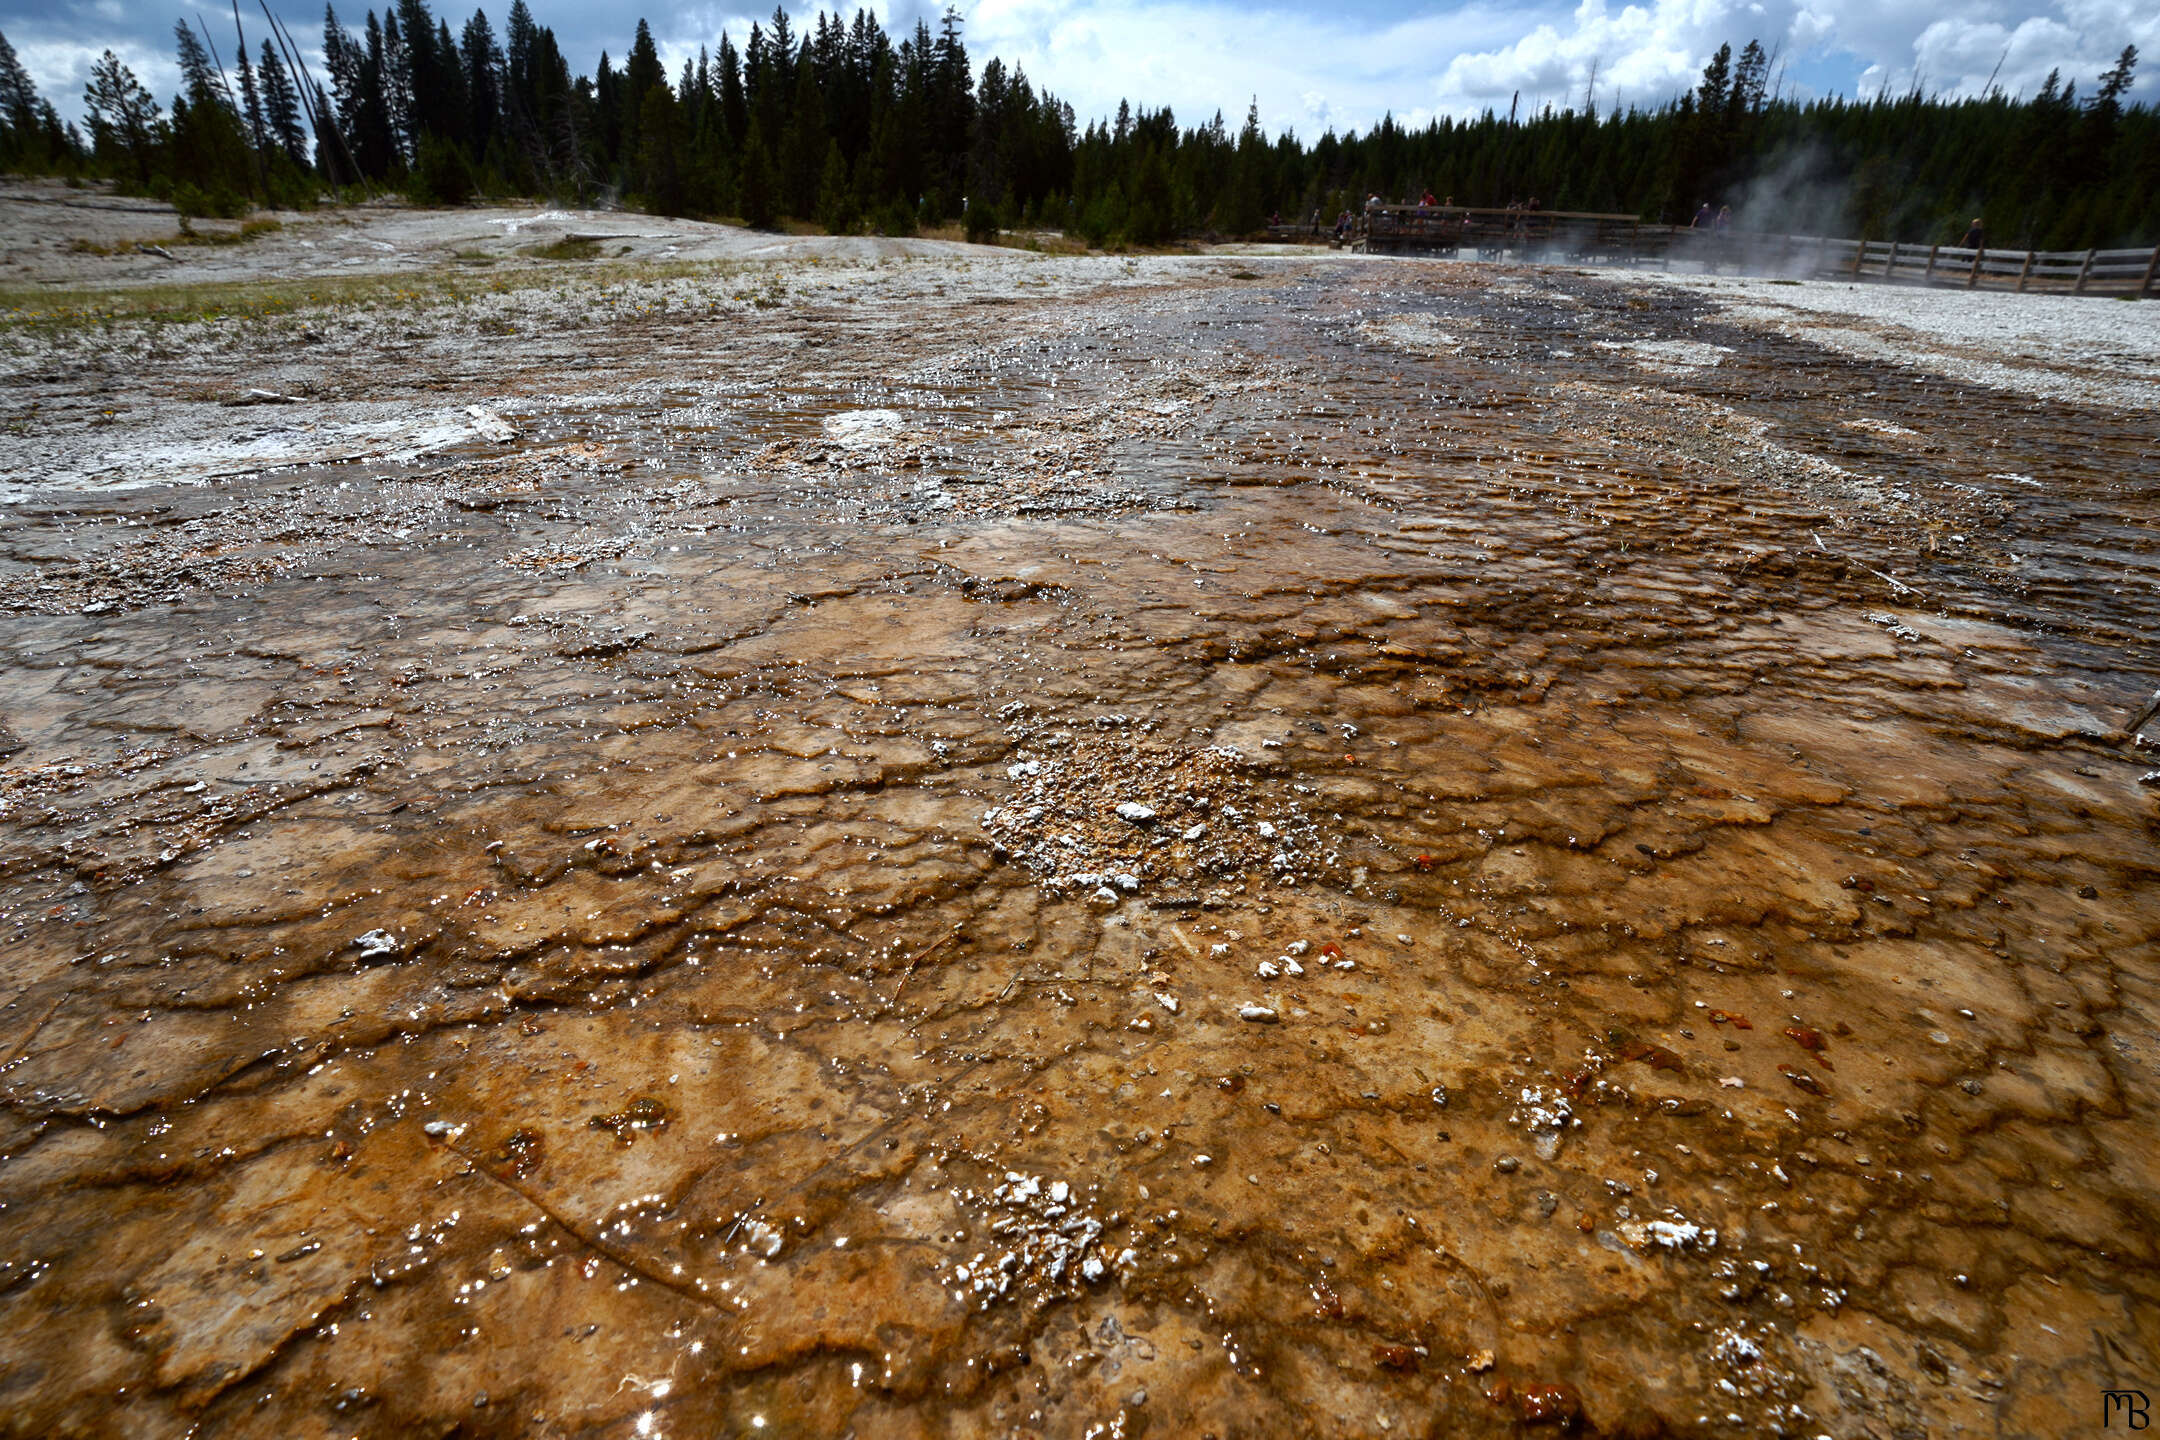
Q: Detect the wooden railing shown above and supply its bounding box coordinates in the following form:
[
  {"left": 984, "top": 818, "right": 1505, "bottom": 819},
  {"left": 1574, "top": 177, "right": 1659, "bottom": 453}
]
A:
[
  {"left": 1258, "top": 208, "right": 2160, "bottom": 296},
  {"left": 1769, "top": 236, "right": 2160, "bottom": 295}
]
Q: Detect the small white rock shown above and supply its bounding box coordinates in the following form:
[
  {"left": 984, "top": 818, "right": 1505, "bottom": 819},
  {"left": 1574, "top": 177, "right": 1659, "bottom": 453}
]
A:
[
  {"left": 465, "top": 404, "right": 519, "bottom": 442},
  {"left": 1115, "top": 802, "right": 1157, "bottom": 823},
  {"left": 352, "top": 929, "right": 401, "bottom": 959},
  {"left": 1238, "top": 1004, "right": 1281, "bottom": 1023}
]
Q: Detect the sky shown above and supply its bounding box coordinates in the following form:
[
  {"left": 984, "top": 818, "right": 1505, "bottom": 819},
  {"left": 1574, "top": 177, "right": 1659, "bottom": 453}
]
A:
[{"left": 5, "top": 0, "right": 2152, "bottom": 140}]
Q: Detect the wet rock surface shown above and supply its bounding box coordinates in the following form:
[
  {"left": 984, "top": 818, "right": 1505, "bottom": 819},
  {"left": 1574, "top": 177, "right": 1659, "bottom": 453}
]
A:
[{"left": 1, "top": 246, "right": 2158, "bottom": 1439}]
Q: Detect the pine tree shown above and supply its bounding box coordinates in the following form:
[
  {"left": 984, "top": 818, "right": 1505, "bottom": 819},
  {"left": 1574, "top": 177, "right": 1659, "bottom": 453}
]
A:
[
  {"left": 169, "top": 21, "right": 253, "bottom": 205},
  {"left": 461, "top": 10, "right": 503, "bottom": 159},
  {"left": 83, "top": 50, "right": 162, "bottom": 184},
  {"left": 816, "top": 138, "right": 854, "bottom": 231},
  {"left": 780, "top": 54, "right": 826, "bottom": 217},
  {"left": 929, "top": 5, "right": 972, "bottom": 209},
  {"left": 530, "top": 24, "right": 581, "bottom": 194},
  {"left": 621, "top": 19, "right": 664, "bottom": 167},
  {"left": 1128, "top": 143, "right": 1172, "bottom": 244},
  {"left": 1728, "top": 41, "right": 1767, "bottom": 124},
  {"left": 1215, "top": 99, "right": 1265, "bottom": 235},
  {"left": 433, "top": 18, "right": 468, "bottom": 151},
  {"left": 767, "top": 8, "right": 796, "bottom": 96},
  {"left": 237, "top": 45, "right": 266, "bottom": 146},
  {"left": 716, "top": 32, "right": 746, "bottom": 151},
  {"left": 593, "top": 50, "right": 621, "bottom": 171},
  {"left": 335, "top": 9, "right": 397, "bottom": 178},
  {"left": 505, "top": 1, "right": 536, "bottom": 101},
  {"left": 0, "top": 30, "right": 43, "bottom": 166},
  {"left": 634, "top": 83, "right": 688, "bottom": 214},
  {"left": 258, "top": 40, "right": 308, "bottom": 167},
  {"left": 380, "top": 7, "right": 413, "bottom": 162},
  {"left": 739, "top": 111, "right": 778, "bottom": 225},
  {"left": 173, "top": 21, "right": 226, "bottom": 110},
  {"left": 2095, "top": 45, "right": 2139, "bottom": 122}
]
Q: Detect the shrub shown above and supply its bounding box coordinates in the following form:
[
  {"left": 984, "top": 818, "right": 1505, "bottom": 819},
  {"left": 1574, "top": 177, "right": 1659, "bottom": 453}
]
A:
[
  {"left": 411, "top": 138, "right": 476, "bottom": 206},
  {"left": 172, "top": 182, "right": 246, "bottom": 220}
]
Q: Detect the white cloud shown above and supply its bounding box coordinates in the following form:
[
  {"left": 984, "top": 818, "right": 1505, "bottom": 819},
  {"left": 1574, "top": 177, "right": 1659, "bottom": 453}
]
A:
[
  {"left": 948, "top": 0, "right": 2155, "bottom": 133},
  {"left": 16, "top": 36, "right": 181, "bottom": 122}
]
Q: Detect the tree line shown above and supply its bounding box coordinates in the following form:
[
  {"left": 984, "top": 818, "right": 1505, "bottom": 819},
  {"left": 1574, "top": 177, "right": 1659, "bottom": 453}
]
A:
[{"left": 0, "top": 8, "right": 2152, "bottom": 249}]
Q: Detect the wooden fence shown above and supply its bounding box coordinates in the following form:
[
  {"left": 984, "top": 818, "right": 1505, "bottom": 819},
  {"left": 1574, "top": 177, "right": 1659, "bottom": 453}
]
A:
[
  {"left": 1261, "top": 208, "right": 2160, "bottom": 297},
  {"left": 1770, "top": 235, "right": 2160, "bottom": 296}
]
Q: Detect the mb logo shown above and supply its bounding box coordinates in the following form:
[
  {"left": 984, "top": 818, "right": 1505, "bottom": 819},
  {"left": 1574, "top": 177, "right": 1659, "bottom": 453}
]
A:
[{"left": 2107, "top": 1390, "right": 2152, "bottom": 1428}]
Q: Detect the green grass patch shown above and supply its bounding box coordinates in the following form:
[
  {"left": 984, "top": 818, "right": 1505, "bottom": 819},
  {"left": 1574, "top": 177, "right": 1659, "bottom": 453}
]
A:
[
  {"left": 64, "top": 217, "right": 283, "bottom": 258},
  {"left": 0, "top": 254, "right": 771, "bottom": 333},
  {"left": 521, "top": 236, "right": 602, "bottom": 261}
]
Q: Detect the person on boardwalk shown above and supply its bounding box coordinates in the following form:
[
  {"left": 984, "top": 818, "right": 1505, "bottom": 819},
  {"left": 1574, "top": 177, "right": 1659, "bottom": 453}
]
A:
[
  {"left": 1960, "top": 217, "right": 1985, "bottom": 250},
  {"left": 1714, "top": 205, "right": 1732, "bottom": 234},
  {"left": 1692, "top": 202, "right": 1713, "bottom": 228}
]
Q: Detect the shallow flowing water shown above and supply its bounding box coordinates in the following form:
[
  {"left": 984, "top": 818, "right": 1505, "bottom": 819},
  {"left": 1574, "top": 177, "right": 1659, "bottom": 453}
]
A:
[{"left": 2, "top": 257, "right": 2157, "bottom": 1438}]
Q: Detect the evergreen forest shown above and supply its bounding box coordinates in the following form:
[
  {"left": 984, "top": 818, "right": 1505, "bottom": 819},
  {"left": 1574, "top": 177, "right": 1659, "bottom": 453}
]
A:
[{"left": 0, "top": 5, "right": 2153, "bottom": 250}]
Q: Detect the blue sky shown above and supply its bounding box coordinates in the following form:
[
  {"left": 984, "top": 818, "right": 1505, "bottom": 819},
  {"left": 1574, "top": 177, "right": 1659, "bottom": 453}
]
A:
[{"left": 5, "top": 0, "right": 2150, "bottom": 139}]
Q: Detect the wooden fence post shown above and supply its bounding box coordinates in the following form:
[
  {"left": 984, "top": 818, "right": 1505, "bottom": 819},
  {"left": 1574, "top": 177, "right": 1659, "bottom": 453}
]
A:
[
  {"left": 2074, "top": 248, "right": 2097, "bottom": 294},
  {"left": 2143, "top": 245, "right": 2160, "bottom": 297},
  {"left": 2017, "top": 251, "right": 2035, "bottom": 292},
  {"left": 1967, "top": 246, "right": 1984, "bottom": 288},
  {"left": 1885, "top": 240, "right": 1900, "bottom": 279},
  {"left": 1851, "top": 238, "right": 1866, "bottom": 278},
  {"left": 1923, "top": 243, "right": 1939, "bottom": 283}
]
